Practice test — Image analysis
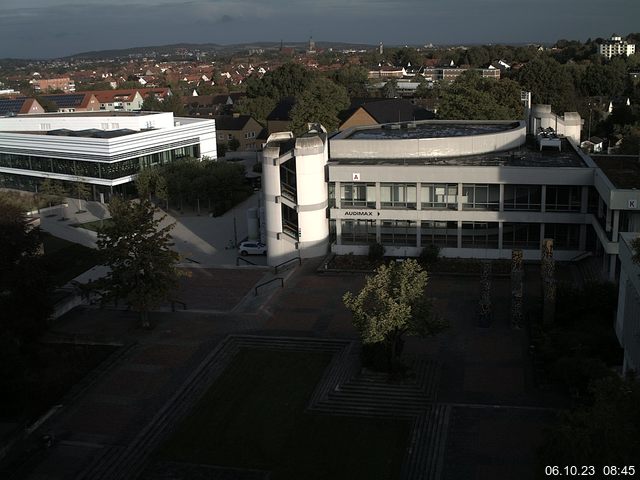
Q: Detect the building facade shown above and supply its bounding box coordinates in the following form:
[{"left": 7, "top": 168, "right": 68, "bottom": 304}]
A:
[
  {"left": 599, "top": 35, "right": 636, "bottom": 59},
  {"left": 0, "top": 111, "right": 216, "bottom": 200},
  {"left": 262, "top": 106, "right": 640, "bottom": 287}
]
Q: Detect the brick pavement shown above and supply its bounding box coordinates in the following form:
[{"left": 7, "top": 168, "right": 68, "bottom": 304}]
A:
[{"left": 16, "top": 260, "right": 562, "bottom": 480}]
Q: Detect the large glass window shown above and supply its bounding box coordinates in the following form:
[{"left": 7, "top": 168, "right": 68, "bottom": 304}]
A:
[
  {"left": 340, "top": 183, "right": 375, "bottom": 208},
  {"left": 421, "top": 183, "right": 458, "bottom": 209},
  {"left": 341, "top": 219, "right": 376, "bottom": 245},
  {"left": 328, "top": 183, "right": 336, "bottom": 208},
  {"left": 381, "top": 220, "right": 417, "bottom": 246},
  {"left": 462, "top": 184, "right": 499, "bottom": 210},
  {"left": 503, "top": 223, "right": 540, "bottom": 249},
  {"left": 282, "top": 204, "right": 298, "bottom": 239},
  {"left": 461, "top": 222, "right": 499, "bottom": 248},
  {"left": 52, "top": 158, "right": 76, "bottom": 175},
  {"left": 544, "top": 223, "right": 580, "bottom": 250},
  {"left": 503, "top": 185, "right": 541, "bottom": 211},
  {"left": 279, "top": 159, "right": 296, "bottom": 202},
  {"left": 421, "top": 221, "right": 458, "bottom": 248},
  {"left": 380, "top": 183, "right": 416, "bottom": 209},
  {"left": 0, "top": 145, "right": 200, "bottom": 181},
  {"left": 545, "top": 186, "right": 581, "bottom": 212},
  {"left": 74, "top": 160, "right": 101, "bottom": 178}
]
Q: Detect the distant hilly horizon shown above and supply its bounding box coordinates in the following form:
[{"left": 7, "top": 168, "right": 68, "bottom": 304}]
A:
[
  {"left": 64, "top": 41, "right": 382, "bottom": 60},
  {"left": 2, "top": 39, "right": 554, "bottom": 61}
]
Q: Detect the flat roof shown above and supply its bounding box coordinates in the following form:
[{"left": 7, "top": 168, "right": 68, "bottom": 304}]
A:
[
  {"left": 341, "top": 121, "right": 520, "bottom": 140},
  {"left": 330, "top": 138, "right": 586, "bottom": 168},
  {"left": 592, "top": 155, "right": 640, "bottom": 189},
  {"left": 14, "top": 111, "right": 159, "bottom": 118}
]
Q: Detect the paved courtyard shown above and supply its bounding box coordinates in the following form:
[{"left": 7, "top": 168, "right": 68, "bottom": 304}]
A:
[{"left": 10, "top": 259, "right": 562, "bottom": 480}]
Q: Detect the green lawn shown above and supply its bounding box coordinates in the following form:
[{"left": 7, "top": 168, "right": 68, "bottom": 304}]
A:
[
  {"left": 41, "top": 233, "right": 102, "bottom": 286},
  {"left": 157, "top": 348, "right": 410, "bottom": 480}
]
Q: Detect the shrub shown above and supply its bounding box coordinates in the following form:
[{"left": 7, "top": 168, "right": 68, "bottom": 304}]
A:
[
  {"left": 420, "top": 244, "right": 440, "bottom": 265},
  {"left": 368, "top": 242, "right": 385, "bottom": 261}
]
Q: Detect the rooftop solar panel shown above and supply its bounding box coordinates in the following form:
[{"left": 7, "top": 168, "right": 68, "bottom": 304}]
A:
[
  {"left": 0, "top": 98, "right": 26, "bottom": 115},
  {"left": 41, "top": 94, "right": 85, "bottom": 109}
]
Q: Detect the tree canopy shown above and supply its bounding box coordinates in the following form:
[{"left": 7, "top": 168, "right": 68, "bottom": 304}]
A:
[
  {"left": 88, "top": 198, "right": 182, "bottom": 328},
  {"left": 331, "top": 64, "right": 370, "bottom": 98},
  {"left": 245, "top": 63, "right": 316, "bottom": 100},
  {"left": 343, "top": 259, "right": 446, "bottom": 369},
  {"left": 515, "top": 55, "right": 578, "bottom": 113},
  {"left": 289, "top": 77, "right": 350, "bottom": 134},
  {"left": 0, "top": 198, "right": 52, "bottom": 344},
  {"left": 136, "top": 159, "right": 251, "bottom": 216},
  {"left": 542, "top": 376, "right": 640, "bottom": 465},
  {"left": 438, "top": 72, "right": 524, "bottom": 120}
]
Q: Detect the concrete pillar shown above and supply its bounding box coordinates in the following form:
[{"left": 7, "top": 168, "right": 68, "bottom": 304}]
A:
[
  {"left": 263, "top": 132, "right": 293, "bottom": 266},
  {"left": 457, "top": 183, "right": 463, "bottom": 211},
  {"left": 498, "top": 222, "right": 504, "bottom": 250},
  {"left": 609, "top": 254, "right": 617, "bottom": 282},
  {"left": 457, "top": 220, "right": 462, "bottom": 249},
  {"left": 416, "top": 183, "right": 422, "bottom": 211},
  {"left": 294, "top": 133, "right": 330, "bottom": 259},
  {"left": 540, "top": 185, "right": 546, "bottom": 213},
  {"left": 499, "top": 184, "right": 504, "bottom": 212},
  {"left": 580, "top": 186, "right": 589, "bottom": 214},
  {"left": 613, "top": 210, "right": 620, "bottom": 241},
  {"left": 579, "top": 224, "right": 587, "bottom": 251}
]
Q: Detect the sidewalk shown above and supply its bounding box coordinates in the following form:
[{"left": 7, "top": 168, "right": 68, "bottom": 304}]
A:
[{"left": 37, "top": 194, "right": 267, "bottom": 268}]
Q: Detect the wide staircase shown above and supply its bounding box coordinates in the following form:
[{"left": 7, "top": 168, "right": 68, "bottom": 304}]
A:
[{"left": 79, "top": 335, "right": 448, "bottom": 480}]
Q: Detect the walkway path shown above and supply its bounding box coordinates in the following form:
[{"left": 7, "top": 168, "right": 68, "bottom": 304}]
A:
[{"left": 13, "top": 260, "right": 563, "bottom": 480}]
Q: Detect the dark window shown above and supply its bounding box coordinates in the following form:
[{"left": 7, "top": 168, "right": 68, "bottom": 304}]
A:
[
  {"left": 461, "top": 222, "right": 499, "bottom": 248},
  {"left": 503, "top": 223, "right": 540, "bottom": 249},
  {"left": 421, "top": 221, "right": 458, "bottom": 248}
]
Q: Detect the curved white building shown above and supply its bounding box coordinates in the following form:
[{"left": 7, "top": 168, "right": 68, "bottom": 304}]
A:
[
  {"left": 262, "top": 126, "right": 330, "bottom": 266},
  {"left": 262, "top": 107, "right": 640, "bottom": 283}
]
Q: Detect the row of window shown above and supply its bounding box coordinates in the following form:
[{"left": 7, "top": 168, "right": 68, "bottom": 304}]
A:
[
  {"left": 334, "top": 183, "right": 582, "bottom": 212},
  {"left": 338, "top": 219, "right": 581, "bottom": 250},
  {"left": 0, "top": 146, "right": 199, "bottom": 180},
  {"left": 217, "top": 132, "right": 257, "bottom": 141}
]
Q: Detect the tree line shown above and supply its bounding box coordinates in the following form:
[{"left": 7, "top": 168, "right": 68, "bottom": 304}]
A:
[{"left": 136, "top": 158, "right": 252, "bottom": 216}]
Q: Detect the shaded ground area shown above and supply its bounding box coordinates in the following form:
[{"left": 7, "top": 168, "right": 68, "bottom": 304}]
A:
[
  {"left": 9, "top": 259, "right": 570, "bottom": 480},
  {"left": 176, "top": 268, "right": 267, "bottom": 311},
  {"left": 443, "top": 407, "right": 554, "bottom": 480},
  {"left": 0, "top": 343, "right": 118, "bottom": 423},
  {"left": 154, "top": 348, "right": 410, "bottom": 480},
  {"left": 41, "top": 233, "right": 101, "bottom": 287}
]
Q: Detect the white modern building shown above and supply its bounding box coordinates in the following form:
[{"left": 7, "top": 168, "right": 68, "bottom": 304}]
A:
[
  {"left": 615, "top": 233, "right": 640, "bottom": 375},
  {"left": 599, "top": 34, "right": 636, "bottom": 59},
  {"left": 0, "top": 111, "right": 216, "bottom": 200},
  {"left": 262, "top": 106, "right": 640, "bottom": 284}
]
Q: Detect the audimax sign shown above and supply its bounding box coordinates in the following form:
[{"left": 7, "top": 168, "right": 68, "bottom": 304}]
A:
[{"left": 344, "top": 211, "right": 380, "bottom": 216}]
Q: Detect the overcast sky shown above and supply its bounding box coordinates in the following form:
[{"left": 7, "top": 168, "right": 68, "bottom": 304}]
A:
[{"left": 2, "top": 0, "right": 639, "bottom": 58}]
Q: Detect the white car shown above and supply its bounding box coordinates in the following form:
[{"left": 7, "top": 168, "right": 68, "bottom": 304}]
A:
[{"left": 238, "top": 241, "right": 267, "bottom": 256}]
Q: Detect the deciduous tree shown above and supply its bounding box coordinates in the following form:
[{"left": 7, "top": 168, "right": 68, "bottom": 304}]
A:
[
  {"left": 290, "top": 77, "right": 349, "bottom": 134},
  {"left": 88, "top": 198, "right": 182, "bottom": 328},
  {"left": 343, "top": 259, "right": 446, "bottom": 371}
]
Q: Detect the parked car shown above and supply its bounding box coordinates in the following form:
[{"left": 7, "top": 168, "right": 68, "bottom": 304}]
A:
[{"left": 238, "top": 241, "right": 267, "bottom": 256}]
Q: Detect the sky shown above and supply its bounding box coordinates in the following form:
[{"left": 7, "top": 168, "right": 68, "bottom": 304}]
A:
[{"left": 1, "top": 0, "right": 639, "bottom": 59}]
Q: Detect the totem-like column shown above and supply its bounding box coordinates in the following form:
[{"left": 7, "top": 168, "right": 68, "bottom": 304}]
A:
[
  {"left": 511, "top": 249, "right": 524, "bottom": 329},
  {"left": 478, "top": 261, "right": 492, "bottom": 327},
  {"left": 541, "top": 238, "right": 556, "bottom": 325}
]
